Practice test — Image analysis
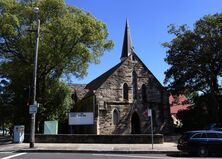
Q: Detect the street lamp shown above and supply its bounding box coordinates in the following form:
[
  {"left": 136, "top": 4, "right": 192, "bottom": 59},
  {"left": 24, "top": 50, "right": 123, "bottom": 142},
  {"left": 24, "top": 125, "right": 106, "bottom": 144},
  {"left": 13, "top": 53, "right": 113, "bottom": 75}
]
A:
[{"left": 30, "top": 7, "right": 40, "bottom": 148}]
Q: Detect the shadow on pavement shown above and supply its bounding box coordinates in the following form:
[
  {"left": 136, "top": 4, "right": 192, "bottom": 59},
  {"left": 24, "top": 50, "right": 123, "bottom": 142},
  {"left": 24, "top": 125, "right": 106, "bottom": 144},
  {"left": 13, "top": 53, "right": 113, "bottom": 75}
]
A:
[
  {"left": 167, "top": 152, "right": 222, "bottom": 158},
  {"left": 0, "top": 135, "right": 13, "bottom": 145},
  {"left": 166, "top": 152, "right": 190, "bottom": 157}
]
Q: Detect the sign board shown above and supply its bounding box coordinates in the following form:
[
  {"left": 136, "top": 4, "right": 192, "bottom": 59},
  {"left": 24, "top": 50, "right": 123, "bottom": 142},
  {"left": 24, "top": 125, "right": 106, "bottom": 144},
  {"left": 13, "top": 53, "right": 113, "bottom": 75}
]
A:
[
  {"left": 148, "top": 109, "right": 152, "bottom": 117},
  {"left": 143, "top": 109, "right": 152, "bottom": 118},
  {"left": 69, "top": 112, "right": 94, "bottom": 125},
  {"left": 29, "top": 104, "right": 38, "bottom": 114},
  {"left": 44, "top": 121, "right": 58, "bottom": 134}
]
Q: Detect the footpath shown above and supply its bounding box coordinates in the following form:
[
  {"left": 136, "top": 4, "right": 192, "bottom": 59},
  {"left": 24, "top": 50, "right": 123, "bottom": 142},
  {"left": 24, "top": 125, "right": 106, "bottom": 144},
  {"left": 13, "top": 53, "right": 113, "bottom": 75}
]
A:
[{"left": 0, "top": 136, "right": 179, "bottom": 154}]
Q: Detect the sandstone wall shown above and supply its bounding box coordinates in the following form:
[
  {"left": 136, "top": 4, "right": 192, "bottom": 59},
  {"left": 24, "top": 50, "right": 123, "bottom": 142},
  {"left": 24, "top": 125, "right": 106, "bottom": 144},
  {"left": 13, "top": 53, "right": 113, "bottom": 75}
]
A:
[{"left": 94, "top": 55, "right": 172, "bottom": 135}]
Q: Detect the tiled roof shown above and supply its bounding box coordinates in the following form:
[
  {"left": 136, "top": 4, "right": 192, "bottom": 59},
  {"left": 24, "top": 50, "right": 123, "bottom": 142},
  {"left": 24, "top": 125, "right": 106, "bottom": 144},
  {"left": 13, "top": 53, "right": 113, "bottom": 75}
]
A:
[
  {"left": 169, "top": 95, "right": 192, "bottom": 115},
  {"left": 169, "top": 95, "right": 190, "bottom": 105},
  {"left": 171, "top": 104, "right": 191, "bottom": 115},
  {"left": 67, "top": 84, "right": 88, "bottom": 100}
]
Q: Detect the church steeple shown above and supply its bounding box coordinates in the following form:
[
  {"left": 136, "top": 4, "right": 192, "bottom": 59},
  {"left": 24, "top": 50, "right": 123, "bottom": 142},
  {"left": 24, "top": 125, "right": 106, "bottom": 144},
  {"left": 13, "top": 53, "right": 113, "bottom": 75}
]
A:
[{"left": 120, "top": 19, "right": 133, "bottom": 61}]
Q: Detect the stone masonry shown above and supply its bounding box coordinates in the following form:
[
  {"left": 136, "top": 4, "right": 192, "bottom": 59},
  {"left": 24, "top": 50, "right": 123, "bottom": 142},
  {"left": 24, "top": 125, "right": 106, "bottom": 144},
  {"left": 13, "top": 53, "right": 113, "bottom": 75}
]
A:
[
  {"left": 70, "top": 21, "right": 172, "bottom": 135},
  {"left": 94, "top": 54, "right": 172, "bottom": 135}
]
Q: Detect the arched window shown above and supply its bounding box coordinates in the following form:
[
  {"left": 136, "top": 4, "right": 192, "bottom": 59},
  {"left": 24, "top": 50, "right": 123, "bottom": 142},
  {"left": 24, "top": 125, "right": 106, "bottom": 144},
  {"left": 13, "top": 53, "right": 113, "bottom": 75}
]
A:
[
  {"left": 123, "top": 83, "right": 128, "bottom": 100},
  {"left": 113, "top": 109, "right": 119, "bottom": 125},
  {"left": 142, "top": 84, "right": 147, "bottom": 103}
]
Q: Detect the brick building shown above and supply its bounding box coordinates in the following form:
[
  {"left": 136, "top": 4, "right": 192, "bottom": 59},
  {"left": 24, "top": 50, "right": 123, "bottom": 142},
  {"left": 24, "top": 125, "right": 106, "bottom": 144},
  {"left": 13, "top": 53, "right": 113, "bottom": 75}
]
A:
[{"left": 70, "top": 21, "right": 172, "bottom": 134}]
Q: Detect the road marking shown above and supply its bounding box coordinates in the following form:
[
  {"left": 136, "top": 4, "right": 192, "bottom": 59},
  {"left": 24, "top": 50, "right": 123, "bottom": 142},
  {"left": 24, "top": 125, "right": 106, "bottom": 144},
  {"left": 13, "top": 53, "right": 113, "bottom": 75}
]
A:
[
  {"left": 93, "top": 154, "right": 173, "bottom": 159},
  {"left": 0, "top": 153, "right": 27, "bottom": 159}
]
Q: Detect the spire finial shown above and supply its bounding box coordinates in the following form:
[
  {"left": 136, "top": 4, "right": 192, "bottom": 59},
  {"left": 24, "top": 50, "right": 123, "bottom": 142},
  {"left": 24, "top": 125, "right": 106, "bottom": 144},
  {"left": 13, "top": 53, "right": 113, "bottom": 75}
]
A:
[
  {"left": 120, "top": 19, "right": 133, "bottom": 61},
  {"left": 126, "top": 18, "right": 129, "bottom": 28}
]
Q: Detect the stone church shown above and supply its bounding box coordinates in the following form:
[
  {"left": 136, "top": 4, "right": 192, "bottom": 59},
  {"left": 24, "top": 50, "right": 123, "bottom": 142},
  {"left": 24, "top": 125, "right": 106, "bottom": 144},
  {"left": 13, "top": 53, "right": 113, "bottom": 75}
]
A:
[{"left": 69, "top": 21, "right": 172, "bottom": 135}]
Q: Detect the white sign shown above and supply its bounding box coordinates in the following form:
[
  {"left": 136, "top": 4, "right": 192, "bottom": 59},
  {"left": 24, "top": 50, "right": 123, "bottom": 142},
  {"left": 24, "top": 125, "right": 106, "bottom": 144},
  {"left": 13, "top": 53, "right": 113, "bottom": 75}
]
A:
[
  {"left": 69, "top": 112, "right": 94, "bottom": 125},
  {"left": 29, "top": 104, "right": 38, "bottom": 114},
  {"left": 148, "top": 109, "right": 152, "bottom": 117}
]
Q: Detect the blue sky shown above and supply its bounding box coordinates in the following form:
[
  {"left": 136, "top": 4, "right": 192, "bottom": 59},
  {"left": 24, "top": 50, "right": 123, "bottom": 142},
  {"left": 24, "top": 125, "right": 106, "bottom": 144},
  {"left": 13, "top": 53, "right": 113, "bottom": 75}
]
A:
[{"left": 65, "top": 0, "right": 222, "bottom": 85}]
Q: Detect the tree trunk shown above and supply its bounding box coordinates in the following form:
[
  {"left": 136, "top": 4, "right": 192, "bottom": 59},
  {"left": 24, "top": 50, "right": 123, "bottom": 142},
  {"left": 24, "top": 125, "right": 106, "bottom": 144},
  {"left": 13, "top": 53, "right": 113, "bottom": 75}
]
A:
[
  {"left": 207, "top": 74, "right": 220, "bottom": 123},
  {"left": 208, "top": 94, "right": 220, "bottom": 123}
]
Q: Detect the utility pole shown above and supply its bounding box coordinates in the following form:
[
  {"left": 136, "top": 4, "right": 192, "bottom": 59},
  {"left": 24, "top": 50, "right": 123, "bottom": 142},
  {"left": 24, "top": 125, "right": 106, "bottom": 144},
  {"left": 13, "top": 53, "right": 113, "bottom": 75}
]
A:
[
  {"left": 148, "top": 109, "right": 154, "bottom": 149},
  {"left": 30, "top": 7, "right": 40, "bottom": 148}
]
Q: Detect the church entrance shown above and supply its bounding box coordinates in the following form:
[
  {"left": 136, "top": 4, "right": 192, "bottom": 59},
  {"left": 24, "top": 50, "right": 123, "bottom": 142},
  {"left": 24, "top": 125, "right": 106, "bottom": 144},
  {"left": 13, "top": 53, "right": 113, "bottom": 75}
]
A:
[{"left": 131, "top": 112, "right": 141, "bottom": 134}]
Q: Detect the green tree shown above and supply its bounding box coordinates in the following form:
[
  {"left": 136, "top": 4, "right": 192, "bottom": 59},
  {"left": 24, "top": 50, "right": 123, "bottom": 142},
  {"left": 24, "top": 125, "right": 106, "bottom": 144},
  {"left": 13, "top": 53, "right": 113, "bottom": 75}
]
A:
[
  {"left": 163, "top": 13, "right": 222, "bottom": 123},
  {"left": 0, "top": 78, "right": 14, "bottom": 130},
  {"left": 0, "top": 0, "right": 114, "bottom": 131}
]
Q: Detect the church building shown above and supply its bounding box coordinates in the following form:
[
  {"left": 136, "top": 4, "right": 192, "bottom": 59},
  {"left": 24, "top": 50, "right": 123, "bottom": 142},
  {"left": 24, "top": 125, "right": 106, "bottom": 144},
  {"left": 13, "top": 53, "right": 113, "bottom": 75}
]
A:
[{"left": 70, "top": 21, "right": 172, "bottom": 135}]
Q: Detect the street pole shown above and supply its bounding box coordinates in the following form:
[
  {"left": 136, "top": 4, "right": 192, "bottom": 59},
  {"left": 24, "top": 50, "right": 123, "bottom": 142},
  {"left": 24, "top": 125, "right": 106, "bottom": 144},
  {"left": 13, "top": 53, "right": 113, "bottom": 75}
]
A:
[
  {"left": 150, "top": 109, "right": 154, "bottom": 149},
  {"left": 93, "top": 90, "right": 96, "bottom": 133},
  {"left": 30, "top": 7, "right": 40, "bottom": 148},
  {"left": 148, "top": 109, "right": 154, "bottom": 149}
]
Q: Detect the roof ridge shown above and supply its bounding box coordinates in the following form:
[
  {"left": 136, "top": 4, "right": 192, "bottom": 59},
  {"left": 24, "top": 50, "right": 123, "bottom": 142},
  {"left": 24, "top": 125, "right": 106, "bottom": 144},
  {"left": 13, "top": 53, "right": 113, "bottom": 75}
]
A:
[
  {"left": 85, "top": 59, "right": 127, "bottom": 91},
  {"left": 132, "top": 53, "right": 166, "bottom": 91}
]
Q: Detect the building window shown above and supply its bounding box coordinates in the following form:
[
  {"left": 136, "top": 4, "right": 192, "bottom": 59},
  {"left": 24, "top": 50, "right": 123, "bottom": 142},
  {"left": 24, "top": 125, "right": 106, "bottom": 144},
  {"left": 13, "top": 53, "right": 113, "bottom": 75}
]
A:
[
  {"left": 142, "top": 84, "right": 147, "bottom": 103},
  {"left": 123, "top": 83, "right": 128, "bottom": 100},
  {"left": 113, "top": 109, "right": 119, "bottom": 125}
]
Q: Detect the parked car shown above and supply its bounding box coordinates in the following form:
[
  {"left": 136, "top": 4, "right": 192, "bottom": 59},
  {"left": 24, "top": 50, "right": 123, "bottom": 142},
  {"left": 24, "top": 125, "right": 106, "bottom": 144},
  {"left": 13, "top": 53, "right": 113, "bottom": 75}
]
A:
[
  {"left": 209, "top": 123, "right": 222, "bottom": 131},
  {"left": 177, "top": 130, "right": 222, "bottom": 157}
]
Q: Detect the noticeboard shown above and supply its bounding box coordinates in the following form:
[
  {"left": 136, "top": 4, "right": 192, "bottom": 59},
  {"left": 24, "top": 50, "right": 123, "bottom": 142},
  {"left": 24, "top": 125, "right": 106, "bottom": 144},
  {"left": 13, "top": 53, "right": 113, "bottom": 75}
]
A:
[{"left": 69, "top": 112, "right": 94, "bottom": 125}]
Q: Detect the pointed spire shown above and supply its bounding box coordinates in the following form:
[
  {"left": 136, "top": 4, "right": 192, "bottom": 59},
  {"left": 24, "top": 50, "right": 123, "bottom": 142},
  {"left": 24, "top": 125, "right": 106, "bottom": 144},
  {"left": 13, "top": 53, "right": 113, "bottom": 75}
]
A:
[{"left": 120, "top": 19, "right": 133, "bottom": 61}]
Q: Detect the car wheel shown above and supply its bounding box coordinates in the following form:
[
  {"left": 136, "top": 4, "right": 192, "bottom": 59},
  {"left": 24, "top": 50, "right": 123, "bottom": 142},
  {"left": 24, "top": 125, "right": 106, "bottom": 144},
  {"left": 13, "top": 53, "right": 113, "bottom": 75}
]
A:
[{"left": 198, "top": 146, "right": 208, "bottom": 157}]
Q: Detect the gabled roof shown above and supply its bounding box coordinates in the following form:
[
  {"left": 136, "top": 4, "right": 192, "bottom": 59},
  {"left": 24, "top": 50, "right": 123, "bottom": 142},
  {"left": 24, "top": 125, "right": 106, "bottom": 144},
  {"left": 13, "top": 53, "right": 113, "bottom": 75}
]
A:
[
  {"left": 132, "top": 52, "right": 167, "bottom": 91},
  {"left": 84, "top": 52, "right": 167, "bottom": 98},
  {"left": 68, "top": 84, "right": 88, "bottom": 100},
  {"left": 84, "top": 60, "right": 124, "bottom": 96},
  {"left": 120, "top": 20, "right": 133, "bottom": 61}
]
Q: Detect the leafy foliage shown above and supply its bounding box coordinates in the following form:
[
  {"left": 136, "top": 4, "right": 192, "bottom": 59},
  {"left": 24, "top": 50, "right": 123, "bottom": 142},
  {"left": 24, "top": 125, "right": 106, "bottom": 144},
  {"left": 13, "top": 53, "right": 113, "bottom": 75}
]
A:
[
  {"left": 0, "top": 0, "right": 113, "bottom": 131},
  {"left": 163, "top": 13, "right": 222, "bottom": 123},
  {"left": 163, "top": 13, "right": 222, "bottom": 95},
  {"left": 176, "top": 94, "right": 222, "bottom": 131}
]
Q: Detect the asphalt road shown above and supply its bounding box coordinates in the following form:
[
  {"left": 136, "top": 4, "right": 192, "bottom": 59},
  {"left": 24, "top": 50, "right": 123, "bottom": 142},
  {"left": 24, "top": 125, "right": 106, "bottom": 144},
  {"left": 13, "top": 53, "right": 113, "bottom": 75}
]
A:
[{"left": 0, "top": 152, "right": 222, "bottom": 159}]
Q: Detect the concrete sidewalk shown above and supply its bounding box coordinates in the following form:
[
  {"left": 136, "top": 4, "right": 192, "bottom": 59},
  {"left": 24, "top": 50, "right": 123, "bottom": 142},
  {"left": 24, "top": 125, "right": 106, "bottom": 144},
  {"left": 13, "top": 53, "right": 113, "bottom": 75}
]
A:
[{"left": 0, "top": 142, "right": 179, "bottom": 154}]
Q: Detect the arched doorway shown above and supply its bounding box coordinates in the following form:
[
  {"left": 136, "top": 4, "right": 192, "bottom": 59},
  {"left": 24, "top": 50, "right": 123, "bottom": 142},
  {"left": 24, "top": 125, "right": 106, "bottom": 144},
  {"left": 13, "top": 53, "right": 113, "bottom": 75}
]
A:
[{"left": 131, "top": 112, "right": 141, "bottom": 134}]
